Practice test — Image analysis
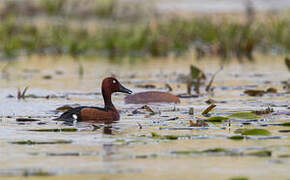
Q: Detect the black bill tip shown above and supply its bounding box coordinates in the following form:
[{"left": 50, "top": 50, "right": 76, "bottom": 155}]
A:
[{"left": 119, "top": 84, "right": 132, "bottom": 94}]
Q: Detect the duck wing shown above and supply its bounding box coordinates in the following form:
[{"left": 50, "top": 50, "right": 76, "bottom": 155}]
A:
[{"left": 53, "top": 106, "right": 106, "bottom": 123}]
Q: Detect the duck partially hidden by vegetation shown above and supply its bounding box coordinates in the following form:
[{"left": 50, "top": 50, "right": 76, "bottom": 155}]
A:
[
  {"left": 54, "top": 77, "right": 132, "bottom": 123},
  {"left": 125, "top": 91, "right": 180, "bottom": 104}
]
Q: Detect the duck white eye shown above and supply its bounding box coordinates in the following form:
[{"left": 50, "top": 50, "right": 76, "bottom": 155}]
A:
[{"left": 112, "top": 80, "right": 117, "bottom": 84}]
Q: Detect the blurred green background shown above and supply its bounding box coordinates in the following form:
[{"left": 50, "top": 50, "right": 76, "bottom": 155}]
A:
[{"left": 0, "top": 0, "right": 289, "bottom": 62}]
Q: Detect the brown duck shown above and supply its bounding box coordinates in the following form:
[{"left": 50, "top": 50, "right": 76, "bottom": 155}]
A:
[{"left": 55, "top": 77, "right": 132, "bottom": 123}]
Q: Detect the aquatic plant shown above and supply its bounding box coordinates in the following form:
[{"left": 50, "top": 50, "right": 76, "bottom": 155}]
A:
[{"left": 0, "top": 0, "right": 289, "bottom": 60}]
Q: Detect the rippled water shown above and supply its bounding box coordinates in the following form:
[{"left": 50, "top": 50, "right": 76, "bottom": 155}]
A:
[{"left": 0, "top": 55, "right": 289, "bottom": 179}]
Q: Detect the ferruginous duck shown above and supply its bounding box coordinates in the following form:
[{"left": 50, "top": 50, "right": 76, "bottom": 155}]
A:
[{"left": 55, "top": 77, "right": 132, "bottom": 123}]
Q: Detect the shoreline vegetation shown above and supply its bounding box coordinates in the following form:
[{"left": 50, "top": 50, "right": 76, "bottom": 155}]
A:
[{"left": 0, "top": 0, "right": 289, "bottom": 61}]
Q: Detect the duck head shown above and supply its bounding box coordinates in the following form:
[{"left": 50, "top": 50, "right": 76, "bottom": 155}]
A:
[{"left": 102, "top": 77, "right": 132, "bottom": 95}]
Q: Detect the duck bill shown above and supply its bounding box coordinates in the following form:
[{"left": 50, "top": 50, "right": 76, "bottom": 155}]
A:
[{"left": 119, "top": 84, "right": 132, "bottom": 94}]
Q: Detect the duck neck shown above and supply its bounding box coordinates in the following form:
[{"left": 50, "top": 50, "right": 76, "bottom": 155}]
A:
[{"left": 102, "top": 90, "right": 116, "bottom": 111}]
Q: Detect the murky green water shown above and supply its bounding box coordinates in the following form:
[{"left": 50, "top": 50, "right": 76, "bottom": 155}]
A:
[{"left": 0, "top": 55, "right": 289, "bottom": 180}]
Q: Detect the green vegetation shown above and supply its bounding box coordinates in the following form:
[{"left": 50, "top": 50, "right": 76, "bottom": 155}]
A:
[
  {"left": 205, "top": 116, "right": 229, "bottom": 122},
  {"left": 237, "top": 129, "right": 271, "bottom": 136},
  {"left": 247, "top": 150, "right": 272, "bottom": 157},
  {"left": 228, "top": 112, "right": 261, "bottom": 120},
  {"left": 10, "top": 140, "right": 72, "bottom": 145},
  {"left": 228, "top": 135, "right": 245, "bottom": 140},
  {"left": 203, "top": 148, "right": 227, "bottom": 153},
  {"left": 171, "top": 150, "right": 200, "bottom": 155},
  {"left": 151, "top": 132, "right": 179, "bottom": 140},
  {"left": 280, "top": 122, "right": 290, "bottom": 126},
  {"left": 0, "top": 1, "right": 289, "bottom": 61}
]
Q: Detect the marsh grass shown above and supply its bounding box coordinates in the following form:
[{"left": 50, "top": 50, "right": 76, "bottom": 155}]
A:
[{"left": 0, "top": 0, "right": 289, "bottom": 61}]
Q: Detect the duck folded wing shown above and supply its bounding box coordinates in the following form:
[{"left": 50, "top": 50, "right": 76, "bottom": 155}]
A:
[
  {"left": 80, "top": 107, "right": 118, "bottom": 121},
  {"left": 54, "top": 106, "right": 114, "bottom": 122}
]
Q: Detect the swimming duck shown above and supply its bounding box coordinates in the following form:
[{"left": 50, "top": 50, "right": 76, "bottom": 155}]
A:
[{"left": 55, "top": 77, "right": 132, "bottom": 123}]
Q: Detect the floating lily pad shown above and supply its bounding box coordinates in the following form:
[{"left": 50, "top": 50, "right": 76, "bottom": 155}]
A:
[
  {"left": 279, "top": 154, "right": 290, "bottom": 158},
  {"left": 228, "top": 135, "right": 244, "bottom": 140},
  {"left": 228, "top": 112, "right": 261, "bottom": 120},
  {"left": 135, "top": 154, "right": 158, "bottom": 159},
  {"left": 151, "top": 132, "right": 162, "bottom": 138},
  {"left": 266, "top": 87, "right": 277, "bottom": 93},
  {"left": 28, "top": 128, "right": 77, "bottom": 132},
  {"left": 247, "top": 150, "right": 272, "bottom": 157},
  {"left": 251, "top": 107, "right": 274, "bottom": 115},
  {"left": 151, "top": 132, "right": 179, "bottom": 140},
  {"left": 29, "top": 170, "right": 53, "bottom": 176},
  {"left": 10, "top": 140, "right": 72, "bottom": 145},
  {"left": 244, "top": 89, "right": 265, "bottom": 96},
  {"left": 56, "top": 105, "right": 73, "bottom": 111},
  {"left": 205, "top": 116, "right": 229, "bottom": 122},
  {"left": 164, "top": 135, "right": 178, "bottom": 140},
  {"left": 280, "top": 122, "right": 290, "bottom": 126},
  {"left": 240, "top": 129, "right": 271, "bottom": 136},
  {"left": 203, "top": 148, "right": 227, "bottom": 153}
]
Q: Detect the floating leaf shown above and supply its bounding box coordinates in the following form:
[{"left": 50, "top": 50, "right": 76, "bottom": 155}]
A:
[
  {"left": 203, "top": 148, "right": 226, "bottom": 153},
  {"left": 56, "top": 105, "right": 73, "bottom": 111},
  {"left": 247, "top": 150, "right": 272, "bottom": 157},
  {"left": 205, "top": 98, "right": 215, "bottom": 104},
  {"left": 266, "top": 87, "right": 277, "bottom": 93},
  {"left": 205, "top": 116, "right": 229, "bottom": 122},
  {"left": 228, "top": 135, "right": 244, "bottom": 140},
  {"left": 244, "top": 89, "right": 265, "bottom": 96},
  {"left": 10, "top": 140, "right": 72, "bottom": 145},
  {"left": 279, "top": 154, "right": 290, "bottom": 158},
  {"left": 228, "top": 112, "right": 261, "bottom": 120},
  {"left": 151, "top": 132, "right": 162, "bottom": 138},
  {"left": 164, "top": 135, "right": 178, "bottom": 140},
  {"left": 42, "top": 75, "right": 52, "bottom": 79},
  {"left": 251, "top": 107, "right": 274, "bottom": 115},
  {"left": 151, "top": 132, "right": 179, "bottom": 140},
  {"left": 280, "top": 122, "right": 290, "bottom": 126},
  {"left": 240, "top": 129, "right": 271, "bottom": 136}
]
